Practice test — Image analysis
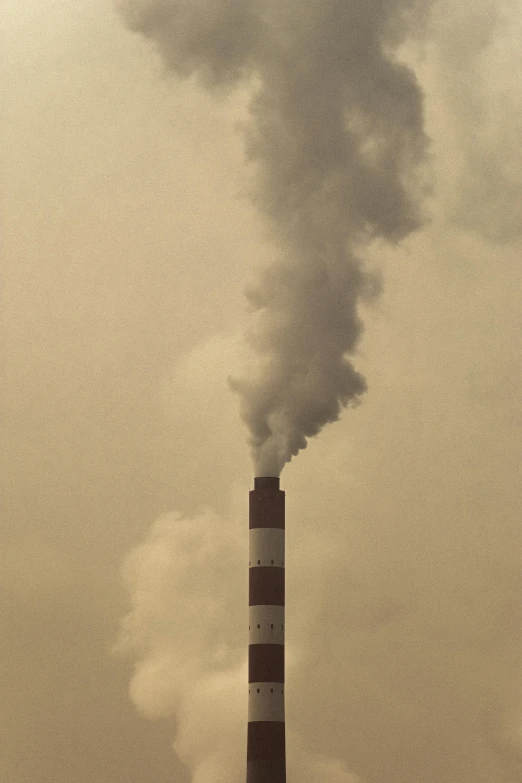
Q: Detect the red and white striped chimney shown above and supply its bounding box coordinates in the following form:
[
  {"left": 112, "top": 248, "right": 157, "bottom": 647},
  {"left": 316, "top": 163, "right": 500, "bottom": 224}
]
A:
[{"left": 247, "top": 476, "right": 286, "bottom": 783}]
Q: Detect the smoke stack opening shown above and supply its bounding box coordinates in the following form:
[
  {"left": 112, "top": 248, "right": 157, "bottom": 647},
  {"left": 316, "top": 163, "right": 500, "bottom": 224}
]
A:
[{"left": 254, "top": 477, "right": 280, "bottom": 491}]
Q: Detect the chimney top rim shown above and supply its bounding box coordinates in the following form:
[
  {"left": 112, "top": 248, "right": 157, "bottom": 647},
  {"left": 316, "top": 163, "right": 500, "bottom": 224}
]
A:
[{"left": 253, "top": 476, "right": 280, "bottom": 490}]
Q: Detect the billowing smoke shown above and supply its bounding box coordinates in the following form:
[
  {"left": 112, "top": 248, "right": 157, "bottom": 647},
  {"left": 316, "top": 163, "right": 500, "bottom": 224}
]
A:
[
  {"left": 114, "top": 510, "right": 247, "bottom": 781},
  {"left": 118, "top": 0, "right": 430, "bottom": 475}
]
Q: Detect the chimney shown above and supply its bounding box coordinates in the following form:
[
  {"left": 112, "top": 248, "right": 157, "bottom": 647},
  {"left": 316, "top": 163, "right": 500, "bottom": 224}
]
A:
[{"left": 247, "top": 476, "right": 286, "bottom": 783}]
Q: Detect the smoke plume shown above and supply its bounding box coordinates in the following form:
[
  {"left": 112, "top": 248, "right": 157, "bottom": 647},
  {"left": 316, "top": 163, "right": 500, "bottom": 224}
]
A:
[{"left": 118, "top": 0, "right": 430, "bottom": 475}]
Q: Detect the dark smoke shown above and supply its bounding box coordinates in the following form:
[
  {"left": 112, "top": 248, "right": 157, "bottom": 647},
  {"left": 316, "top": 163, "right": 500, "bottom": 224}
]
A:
[{"left": 118, "top": 0, "right": 430, "bottom": 474}]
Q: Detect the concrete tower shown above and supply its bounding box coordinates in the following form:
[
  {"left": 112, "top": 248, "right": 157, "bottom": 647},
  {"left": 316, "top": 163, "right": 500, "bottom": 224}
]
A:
[{"left": 247, "top": 476, "right": 286, "bottom": 783}]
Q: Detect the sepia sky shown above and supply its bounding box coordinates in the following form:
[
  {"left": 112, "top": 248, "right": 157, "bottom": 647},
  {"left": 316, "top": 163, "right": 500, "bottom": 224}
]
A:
[{"left": 2, "top": 1, "right": 522, "bottom": 781}]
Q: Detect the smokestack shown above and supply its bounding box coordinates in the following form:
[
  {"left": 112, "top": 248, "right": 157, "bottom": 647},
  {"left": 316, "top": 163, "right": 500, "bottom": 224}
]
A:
[{"left": 248, "top": 476, "right": 285, "bottom": 783}]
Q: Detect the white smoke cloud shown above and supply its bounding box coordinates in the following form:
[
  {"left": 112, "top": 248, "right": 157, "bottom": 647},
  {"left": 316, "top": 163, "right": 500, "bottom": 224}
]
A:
[
  {"left": 117, "top": 0, "right": 431, "bottom": 476},
  {"left": 114, "top": 508, "right": 246, "bottom": 780}
]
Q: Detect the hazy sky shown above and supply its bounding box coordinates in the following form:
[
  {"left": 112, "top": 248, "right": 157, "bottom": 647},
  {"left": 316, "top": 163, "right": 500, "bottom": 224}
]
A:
[{"left": 2, "top": 1, "right": 522, "bottom": 782}]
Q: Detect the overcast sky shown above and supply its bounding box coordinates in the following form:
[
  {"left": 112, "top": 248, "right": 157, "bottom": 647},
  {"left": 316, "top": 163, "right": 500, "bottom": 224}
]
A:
[{"left": 2, "top": 1, "right": 522, "bottom": 782}]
